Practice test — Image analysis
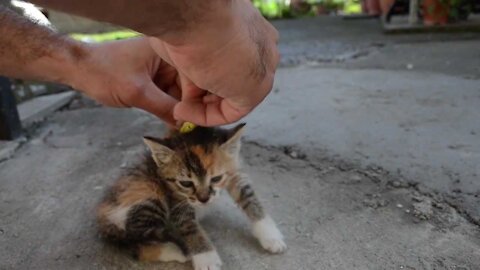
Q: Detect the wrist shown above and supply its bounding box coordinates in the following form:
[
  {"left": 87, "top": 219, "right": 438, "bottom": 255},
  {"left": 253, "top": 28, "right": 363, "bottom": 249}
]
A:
[
  {"left": 55, "top": 39, "right": 89, "bottom": 87},
  {"left": 25, "top": 37, "right": 90, "bottom": 88},
  {"left": 158, "top": 0, "right": 240, "bottom": 46}
]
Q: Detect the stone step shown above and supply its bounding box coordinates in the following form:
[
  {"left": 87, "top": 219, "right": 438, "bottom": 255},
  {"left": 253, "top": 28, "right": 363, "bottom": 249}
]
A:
[{"left": 18, "top": 91, "right": 77, "bottom": 127}]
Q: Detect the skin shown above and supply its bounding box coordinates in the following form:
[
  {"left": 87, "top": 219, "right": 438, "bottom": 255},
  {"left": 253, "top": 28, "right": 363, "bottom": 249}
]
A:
[{"left": 0, "top": 0, "right": 279, "bottom": 126}]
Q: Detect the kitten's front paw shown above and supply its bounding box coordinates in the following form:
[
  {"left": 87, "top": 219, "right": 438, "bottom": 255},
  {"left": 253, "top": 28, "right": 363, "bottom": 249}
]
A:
[
  {"left": 252, "top": 216, "right": 287, "bottom": 254},
  {"left": 192, "top": 251, "right": 222, "bottom": 270}
]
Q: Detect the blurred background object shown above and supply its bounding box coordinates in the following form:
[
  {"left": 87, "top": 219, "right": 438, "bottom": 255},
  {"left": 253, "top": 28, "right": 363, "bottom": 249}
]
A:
[{"left": 1, "top": 0, "right": 479, "bottom": 38}]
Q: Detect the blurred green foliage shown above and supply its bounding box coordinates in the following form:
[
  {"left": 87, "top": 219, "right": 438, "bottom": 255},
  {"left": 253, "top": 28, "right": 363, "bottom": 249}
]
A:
[
  {"left": 252, "top": 0, "right": 291, "bottom": 18},
  {"left": 71, "top": 30, "right": 140, "bottom": 42},
  {"left": 444, "top": 0, "right": 472, "bottom": 20},
  {"left": 253, "top": 0, "right": 361, "bottom": 18},
  {"left": 342, "top": 0, "right": 362, "bottom": 14},
  {"left": 69, "top": 0, "right": 362, "bottom": 43}
]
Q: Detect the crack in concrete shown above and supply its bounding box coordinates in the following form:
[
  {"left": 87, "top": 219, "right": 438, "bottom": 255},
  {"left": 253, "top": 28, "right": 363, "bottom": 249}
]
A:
[
  {"left": 278, "top": 44, "right": 379, "bottom": 68},
  {"left": 244, "top": 139, "right": 480, "bottom": 228},
  {"left": 443, "top": 196, "right": 480, "bottom": 227}
]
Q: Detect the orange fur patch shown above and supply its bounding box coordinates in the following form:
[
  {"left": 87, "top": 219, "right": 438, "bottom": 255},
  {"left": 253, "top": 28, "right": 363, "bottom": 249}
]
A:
[
  {"left": 96, "top": 202, "right": 112, "bottom": 222},
  {"left": 117, "top": 177, "right": 163, "bottom": 206},
  {"left": 191, "top": 145, "right": 216, "bottom": 170},
  {"left": 190, "top": 145, "right": 204, "bottom": 157},
  {"left": 138, "top": 244, "right": 163, "bottom": 262}
]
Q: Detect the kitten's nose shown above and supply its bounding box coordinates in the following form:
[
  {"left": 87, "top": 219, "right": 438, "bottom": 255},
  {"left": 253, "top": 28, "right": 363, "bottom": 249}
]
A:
[{"left": 197, "top": 195, "right": 209, "bottom": 203}]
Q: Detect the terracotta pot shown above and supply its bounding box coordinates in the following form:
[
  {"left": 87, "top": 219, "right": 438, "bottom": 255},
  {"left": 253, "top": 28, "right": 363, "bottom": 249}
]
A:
[
  {"left": 365, "top": 0, "right": 381, "bottom": 15},
  {"left": 361, "top": 0, "right": 368, "bottom": 13},
  {"left": 423, "top": 0, "right": 449, "bottom": 25},
  {"left": 290, "top": 0, "right": 311, "bottom": 14},
  {"left": 314, "top": 4, "right": 328, "bottom": 15},
  {"left": 379, "top": 0, "right": 396, "bottom": 15}
]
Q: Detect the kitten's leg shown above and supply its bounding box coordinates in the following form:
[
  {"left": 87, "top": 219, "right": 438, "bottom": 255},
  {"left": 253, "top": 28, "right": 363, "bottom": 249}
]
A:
[
  {"left": 171, "top": 203, "right": 222, "bottom": 270},
  {"left": 226, "top": 173, "right": 287, "bottom": 253},
  {"left": 138, "top": 242, "right": 188, "bottom": 263},
  {"left": 124, "top": 200, "right": 189, "bottom": 263},
  {"left": 124, "top": 199, "right": 221, "bottom": 269}
]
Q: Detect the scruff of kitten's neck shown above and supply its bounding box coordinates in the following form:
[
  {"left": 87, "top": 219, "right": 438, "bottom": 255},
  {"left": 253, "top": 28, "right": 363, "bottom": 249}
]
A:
[{"left": 142, "top": 124, "right": 245, "bottom": 205}]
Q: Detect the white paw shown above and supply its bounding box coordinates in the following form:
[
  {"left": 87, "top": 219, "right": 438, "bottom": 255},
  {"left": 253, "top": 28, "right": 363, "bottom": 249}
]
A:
[
  {"left": 192, "top": 250, "right": 222, "bottom": 270},
  {"left": 252, "top": 216, "right": 287, "bottom": 253}
]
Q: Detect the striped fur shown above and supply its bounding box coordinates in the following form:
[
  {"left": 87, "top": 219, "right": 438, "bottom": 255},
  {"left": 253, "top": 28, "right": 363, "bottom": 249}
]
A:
[{"left": 96, "top": 124, "right": 286, "bottom": 269}]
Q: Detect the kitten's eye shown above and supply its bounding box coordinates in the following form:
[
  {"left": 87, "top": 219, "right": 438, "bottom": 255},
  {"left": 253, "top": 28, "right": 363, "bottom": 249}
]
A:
[
  {"left": 210, "top": 175, "right": 223, "bottom": 184},
  {"left": 179, "top": 181, "right": 194, "bottom": 188}
]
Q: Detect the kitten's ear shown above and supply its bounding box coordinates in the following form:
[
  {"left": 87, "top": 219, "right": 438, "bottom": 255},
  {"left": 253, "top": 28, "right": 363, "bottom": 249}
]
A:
[
  {"left": 143, "top": 137, "right": 175, "bottom": 166},
  {"left": 221, "top": 123, "right": 246, "bottom": 156}
]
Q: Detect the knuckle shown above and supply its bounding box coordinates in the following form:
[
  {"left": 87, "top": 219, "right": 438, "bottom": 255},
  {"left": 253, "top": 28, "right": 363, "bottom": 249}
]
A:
[
  {"left": 273, "top": 29, "right": 280, "bottom": 41},
  {"left": 266, "top": 23, "right": 279, "bottom": 41},
  {"left": 156, "top": 105, "right": 172, "bottom": 118},
  {"left": 271, "top": 46, "right": 280, "bottom": 59},
  {"left": 273, "top": 50, "right": 280, "bottom": 66},
  {"left": 264, "top": 74, "right": 275, "bottom": 91},
  {"left": 125, "top": 83, "right": 147, "bottom": 102}
]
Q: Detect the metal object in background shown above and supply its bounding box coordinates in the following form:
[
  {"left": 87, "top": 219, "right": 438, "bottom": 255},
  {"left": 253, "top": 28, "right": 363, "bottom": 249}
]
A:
[{"left": 0, "top": 77, "right": 22, "bottom": 140}]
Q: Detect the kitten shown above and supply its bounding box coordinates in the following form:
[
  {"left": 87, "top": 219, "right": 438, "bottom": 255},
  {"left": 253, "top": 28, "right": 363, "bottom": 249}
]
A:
[{"left": 96, "top": 124, "right": 286, "bottom": 270}]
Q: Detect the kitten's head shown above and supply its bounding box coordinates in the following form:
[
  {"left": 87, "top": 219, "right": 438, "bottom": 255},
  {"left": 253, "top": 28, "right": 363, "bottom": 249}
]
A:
[{"left": 143, "top": 123, "right": 245, "bottom": 205}]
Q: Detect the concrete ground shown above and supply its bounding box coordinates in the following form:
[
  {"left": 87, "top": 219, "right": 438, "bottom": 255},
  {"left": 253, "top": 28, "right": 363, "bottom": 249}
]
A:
[{"left": 1, "top": 17, "right": 480, "bottom": 270}]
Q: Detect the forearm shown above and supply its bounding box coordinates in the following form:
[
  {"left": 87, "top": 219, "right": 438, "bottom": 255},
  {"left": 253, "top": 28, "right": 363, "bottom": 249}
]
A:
[
  {"left": 0, "top": 7, "right": 85, "bottom": 84},
  {"left": 28, "top": 0, "right": 232, "bottom": 43}
]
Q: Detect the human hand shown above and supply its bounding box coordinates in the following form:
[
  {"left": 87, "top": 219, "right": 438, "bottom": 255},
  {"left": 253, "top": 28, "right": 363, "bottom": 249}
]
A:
[
  {"left": 149, "top": 0, "right": 279, "bottom": 126},
  {"left": 66, "top": 37, "right": 181, "bottom": 125}
]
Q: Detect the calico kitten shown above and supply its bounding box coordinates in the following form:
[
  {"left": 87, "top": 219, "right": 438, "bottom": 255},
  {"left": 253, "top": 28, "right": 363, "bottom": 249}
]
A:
[{"left": 96, "top": 124, "right": 286, "bottom": 270}]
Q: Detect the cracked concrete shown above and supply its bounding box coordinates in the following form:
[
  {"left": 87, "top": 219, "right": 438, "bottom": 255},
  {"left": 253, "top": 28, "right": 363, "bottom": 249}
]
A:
[
  {"left": 1, "top": 16, "right": 480, "bottom": 270},
  {"left": 273, "top": 17, "right": 480, "bottom": 77},
  {"left": 245, "top": 67, "right": 480, "bottom": 227},
  {"left": 1, "top": 108, "right": 480, "bottom": 270}
]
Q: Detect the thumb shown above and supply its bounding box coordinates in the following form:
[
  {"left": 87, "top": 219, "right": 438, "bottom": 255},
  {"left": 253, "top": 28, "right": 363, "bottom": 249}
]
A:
[{"left": 132, "top": 81, "right": 178, "bottom": 125}]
